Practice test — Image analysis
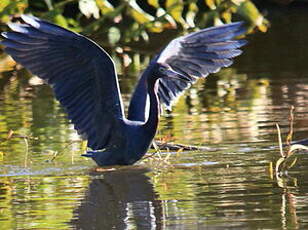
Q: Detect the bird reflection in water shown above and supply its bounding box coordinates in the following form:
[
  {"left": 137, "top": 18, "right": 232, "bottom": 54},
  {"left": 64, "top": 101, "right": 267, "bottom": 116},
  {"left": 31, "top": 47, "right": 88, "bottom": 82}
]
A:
[{"left": 71, "top": 167, "right": 162, "bottom": 229}]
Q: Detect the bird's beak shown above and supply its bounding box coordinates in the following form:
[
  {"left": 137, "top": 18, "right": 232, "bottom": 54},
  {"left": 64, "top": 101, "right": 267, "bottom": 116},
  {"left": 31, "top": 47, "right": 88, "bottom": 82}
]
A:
[{"left": 164, "top": 69, "right": 191, "bottom": 82}]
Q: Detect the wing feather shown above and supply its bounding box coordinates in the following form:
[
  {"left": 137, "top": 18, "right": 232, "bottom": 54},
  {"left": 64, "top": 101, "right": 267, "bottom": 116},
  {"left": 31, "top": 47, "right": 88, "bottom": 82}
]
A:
[
  {"left": 156, "top": 22, "right": 247, "bottom": 108},
  {"left": 1, "top": 15, "right": 125, "bottom": 150}
]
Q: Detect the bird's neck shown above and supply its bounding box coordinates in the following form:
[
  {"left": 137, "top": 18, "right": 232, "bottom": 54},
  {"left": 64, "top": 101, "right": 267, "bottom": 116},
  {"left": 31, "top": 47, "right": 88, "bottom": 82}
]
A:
[
  {"left": 127, "top": 72, "right": 148, "bottom": 122},
  {"left": 143, "top": 77, "right": 160, "bottom": 132}
]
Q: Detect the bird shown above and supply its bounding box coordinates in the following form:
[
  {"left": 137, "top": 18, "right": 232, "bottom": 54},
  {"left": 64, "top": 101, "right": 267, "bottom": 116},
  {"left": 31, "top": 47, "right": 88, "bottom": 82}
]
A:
[{"left": 1, "top": 15, "right": 247, "bottom": 166}]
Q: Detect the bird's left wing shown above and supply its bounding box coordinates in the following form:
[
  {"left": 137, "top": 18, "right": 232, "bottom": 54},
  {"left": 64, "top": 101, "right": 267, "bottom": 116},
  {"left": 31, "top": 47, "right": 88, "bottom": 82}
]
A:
[
  {"left": 156, "top": 22, "right": 247, "bottom": 109},
  {"left": 1, "top": 15, "right": 125, "bottom": 150}
]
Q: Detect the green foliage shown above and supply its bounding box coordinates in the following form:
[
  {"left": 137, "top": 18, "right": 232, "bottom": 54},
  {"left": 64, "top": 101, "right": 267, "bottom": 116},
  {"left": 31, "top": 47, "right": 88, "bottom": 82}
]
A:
[
  {"left": 0, "top": 0, "right": 268, "bottom": 45},
  {"left": 0, "top": 0, "right": 28, "bottom": 23}
]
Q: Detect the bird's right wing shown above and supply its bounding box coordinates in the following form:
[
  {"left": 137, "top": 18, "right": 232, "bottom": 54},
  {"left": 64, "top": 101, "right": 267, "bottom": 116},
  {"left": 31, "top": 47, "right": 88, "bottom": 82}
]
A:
[
  {"left": 1, "top": 15, "right": 125, "bottom": 150},
  {"left": 156, "top": 22, "right": 247, "bottom": 109}
]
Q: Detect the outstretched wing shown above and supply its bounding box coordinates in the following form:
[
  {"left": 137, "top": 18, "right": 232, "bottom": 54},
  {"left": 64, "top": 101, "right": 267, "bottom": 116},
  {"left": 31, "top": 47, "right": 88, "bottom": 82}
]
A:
[
  {"left": 1, "top": 15, "right": 124, "bottom": 150},
  {"left": 157, "top": 22, "right": 247, "bottom": 109}
]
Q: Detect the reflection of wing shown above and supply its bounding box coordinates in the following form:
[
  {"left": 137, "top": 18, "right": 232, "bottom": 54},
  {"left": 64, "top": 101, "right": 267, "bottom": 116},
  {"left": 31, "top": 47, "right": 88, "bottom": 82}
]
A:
[
  {"left": 1, "top": 15, "right": 124, "bottom": 150},
  {"left": 71, "top": 168, "right": 160, "bottom": 229},
  {"left": 157, "top": 22, "right": 247, "bottom": 108}
]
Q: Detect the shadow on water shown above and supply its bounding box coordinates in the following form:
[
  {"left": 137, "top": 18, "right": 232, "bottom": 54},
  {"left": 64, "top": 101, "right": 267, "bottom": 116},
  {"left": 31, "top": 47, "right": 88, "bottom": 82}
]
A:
[{"left": 71, "top": 167, "right": 162, "bottom": 230}]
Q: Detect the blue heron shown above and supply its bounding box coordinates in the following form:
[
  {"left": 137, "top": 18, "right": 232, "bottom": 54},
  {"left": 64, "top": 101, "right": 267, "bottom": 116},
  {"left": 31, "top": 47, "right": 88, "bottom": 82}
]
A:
[{"left": 1, "top": 15, "right": 247, "bottom": 166}]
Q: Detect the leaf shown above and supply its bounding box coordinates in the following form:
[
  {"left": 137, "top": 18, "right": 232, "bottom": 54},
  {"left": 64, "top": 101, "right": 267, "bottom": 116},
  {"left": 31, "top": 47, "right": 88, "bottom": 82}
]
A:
[
  {"left": 221, "top": 11, "right": 232, "bottom": 23},
  {"left": 214, "top": 15, "right": 224, "bottom": 26},
  {"left": 236, "top": 1, "right": 269, "bottom": 32},
  {"left": 0, "top": 0, "right": 28, "bottom": 23},
  {"left": 95, "top": 0, "right": 114, "bottom": 14},
  {"left": 53, "top": 13, "right": 70, "bottom": 28},
  {"left": 44, "top": 11, "right": 70, "bottom": 29},
  {"left": 44, "top": 0, "right": 53, "bottom": 10},
  {"left": 205, "top": 0, "right": 216, "bottom": 10},
  {"left": 148, "top": 0, "right": 160, "bottom": 8},
  {"left": 140, "top": 30, "right": 149, "bottom": 41},
  {"left": 79, "top": 0, "right": 100, "bottom": 19},
  {"left": 237, "top": 1, "right": 260, "bottom": 21},
  {"left": 108, "top": 27, "right": 121, "bottom": 45},
  {"left": 166, "top": 0, "right": 184, "bottom": 22},
  {"left": 185, "top": 2, "right": 198, "bottom": 27},
  {"left": 128, "top": 0, "right": 154, "bottom": 24},
  {"left": 231, "top": 0, "right": 246, "bottom": 5},
  {"left": 148, "top": 21, "right": 165, "bottom": 33},
  {"left": 0, "top": 0, "right": 10, "bottom": 11},
  {"left": 154, "top": 7, "right": 177, "bottom": 29}
]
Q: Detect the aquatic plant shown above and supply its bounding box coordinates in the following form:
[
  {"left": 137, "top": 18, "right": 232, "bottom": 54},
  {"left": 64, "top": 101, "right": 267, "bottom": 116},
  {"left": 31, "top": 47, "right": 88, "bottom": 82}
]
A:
[{"left": 275, "top": 106, "right": 308, "bottom": 174}]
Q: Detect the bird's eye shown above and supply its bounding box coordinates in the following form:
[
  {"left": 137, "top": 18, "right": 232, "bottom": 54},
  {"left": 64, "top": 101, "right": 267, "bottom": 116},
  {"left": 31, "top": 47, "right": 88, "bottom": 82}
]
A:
[{"left": 159, "top": 67, "right": 166, "bottom": 73}]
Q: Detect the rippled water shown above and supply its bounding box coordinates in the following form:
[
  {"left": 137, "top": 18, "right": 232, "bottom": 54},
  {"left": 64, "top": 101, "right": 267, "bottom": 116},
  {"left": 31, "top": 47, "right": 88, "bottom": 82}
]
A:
[{"left": 1, "top": 7, "right": 308, "bottom": 230}]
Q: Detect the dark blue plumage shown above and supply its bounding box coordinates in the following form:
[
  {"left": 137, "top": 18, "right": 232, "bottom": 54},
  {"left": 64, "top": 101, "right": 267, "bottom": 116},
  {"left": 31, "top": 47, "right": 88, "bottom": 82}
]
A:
[
  {"left": 1, "top": 15, "right": 247, "bottom": 166},
  {"left": 128, "top": 22, "right": 247, "bottom": 121}
]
